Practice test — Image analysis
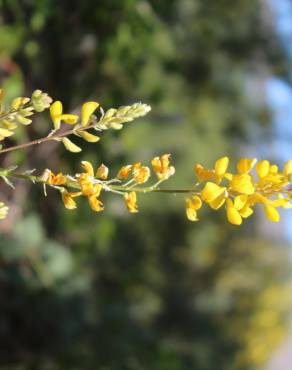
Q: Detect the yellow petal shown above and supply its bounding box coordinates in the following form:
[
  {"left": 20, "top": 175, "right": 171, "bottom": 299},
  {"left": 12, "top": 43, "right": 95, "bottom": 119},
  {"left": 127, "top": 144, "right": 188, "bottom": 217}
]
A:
[
  {"left": 117, "top": 165, "right": 132, "bottom": 179},
  {"left": 81, "top": 161, "right": 94, "bottom": 177},
  {"left": 215, "top": 156, "right": 229, "bottom": 176},
  {"left": 234, "top": 195, "right": 248, "bottom": 210},
  {"left": 50, "top": 101, "right": 63, "bottom": 130},
  {"left": 230, "top": 174, "right": 254, "bottom": 195},
  {"left": 88, "top": 195, "right": 104, "bottom": 212},
  {"left": 240, "top": 206, "right": 253, "bottom": 218},
  {"left": 186, "top": 206, "right": 198, "bottom": 222},
  {"left": 264, "top": 205, "right": 280, "bottom": 222},
  {"left": 81, "top": 101, "right": 99, "bottom": 127},
  {"left": 62, "top": 191, "right": 77, "bottom": 210},
  {"left": 192, "top": 195, "right": 202, "bottom": 210},
  {"left": 224, "top": 173, "right": 233, "bottom": 181},
  {"left": 201, "top": 182, "right": 226, "bottom": 203},
  {"left": 78, "top": 131, "right": 100, "bottom": 142},
  {"left": 195, "top": 164, "right": 215, "bottom": 182},
  {"left": 226, "top": 200, "right": 242, "bottom": 225},
  {"left": 256, "top": 160, "right": 270, "bottom": 178},
  {"left": 209, "top": 191, "right": 226, "bottom": 210},
  {"left": 60, "top": 114, "right": 79, "bottom": 124},
  {"left": 124, "top": 191, "right": 138, "bottom": 213},
  {"left": 62, "top": 138, "right": 82, "bottom": 153},
  {"left": 284, "top": 160, "right": 292, "bottom": 176},
  {"left": 237, "top": 158, "right": 257, "bottom": 174},
  {"left": 270, "top": 164, "right": 278, "bottom": 174}
]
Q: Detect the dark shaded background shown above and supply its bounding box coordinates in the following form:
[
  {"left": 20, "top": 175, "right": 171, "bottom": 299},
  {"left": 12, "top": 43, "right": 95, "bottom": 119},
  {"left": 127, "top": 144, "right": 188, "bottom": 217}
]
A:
[{"left": 0, "top": 1, "right": 291, "bottom": 369}]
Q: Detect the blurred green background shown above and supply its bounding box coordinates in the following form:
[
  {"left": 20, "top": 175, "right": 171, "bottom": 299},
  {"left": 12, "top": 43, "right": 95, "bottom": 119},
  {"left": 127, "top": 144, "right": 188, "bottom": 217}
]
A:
[{"left": 0, "top": 1, "right": 292, "bottom": 369}]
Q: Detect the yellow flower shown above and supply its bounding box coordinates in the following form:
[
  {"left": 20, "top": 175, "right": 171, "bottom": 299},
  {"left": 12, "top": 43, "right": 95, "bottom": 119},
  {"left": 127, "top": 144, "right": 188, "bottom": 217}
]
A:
[
  {"left": 78, "top": 173, "right": 102, "bottom": 198},
  {"left": 256, "top": 160, "right": 270, "bottom": 178},
  {"left": 264, "top": 205, "right": 280, "bottom": 222},
  {"left": 195, "top": 164, "right": 215, "bottom": 182},
  {"left": 81, "top": 102, "right": 99, "bottom": 127},
  {"left": 62, "top": 191, "right": 80, "bottom": 210},
  {"left": 201, "top": 182, "right": 227, "bottom": 209},
  {"left": 47, "top": 170, "right": 67, "bottom": 185},
  {"left": 88, "top": 195, "right": 104, "bottom": 212},
  {"left": 214, "top": 156, "right": 230, "bottom": 183},
  {"left": 237, "top": 158, "right": 257, "bottom": 174},
  {"left": 81, "top": 161, "right": 94, "bottom": 177},
  {"left": 226, "top": 196, "right": 253, "bottom": 225},
  {"left": 117, "top": 165, "right": 132, "bottom": 180},
  {"left": 132, "top": 162, "right": 151, "bottom": 184},
  {"left": 124, "top": 192, "right": 138, "bottom": 213},
  {"left": 226, "top": 199, "right": 243, "bottom": 225},
  {"left": 230, "top": 174, "right": 254, "bottom": 195},
  {"left": 185, "top": 195, "right": 202, "bottom": 221},
  {"left": 151, "top": 154, "right": 175, "bottom": 180},
  {"left": 96, "top": 164, "right": 109, "bottom": 180},
  {"left": 78, "top": 173, "right": 94, "bottom": 196},
  {"left": 194, "top": 157, "right": 231, "bottom": 184},
  {"left": 50, "top": 100, "right": 79, "bottom": 130}
]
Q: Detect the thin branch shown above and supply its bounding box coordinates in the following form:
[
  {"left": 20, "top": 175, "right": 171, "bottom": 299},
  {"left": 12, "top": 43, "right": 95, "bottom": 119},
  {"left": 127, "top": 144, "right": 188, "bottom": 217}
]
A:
[
  {"left": 0, "top": 123, "right": 98, "bottom": 155},
  {"left": 7, "top": 172, "right": 198, "bottom": 195}
]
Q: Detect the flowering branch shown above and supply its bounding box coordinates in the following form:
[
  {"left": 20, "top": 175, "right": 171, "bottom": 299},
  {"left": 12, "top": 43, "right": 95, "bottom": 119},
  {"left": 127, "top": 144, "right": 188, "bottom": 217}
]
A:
[{"left": 0, "top": 88, "right": 291, "bottom": 226}]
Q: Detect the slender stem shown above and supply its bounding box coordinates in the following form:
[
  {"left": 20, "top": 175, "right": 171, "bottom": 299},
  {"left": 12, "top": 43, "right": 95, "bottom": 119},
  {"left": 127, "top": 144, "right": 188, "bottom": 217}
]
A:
[
  {"left": 109, "top": 184, "right": 199, "bottom": 194},
  {"left": 0, "top": 123, "right": 99, "bottom": 155},
  {"left": 7, "top": 172, "right": 198, "bottom": 194}
]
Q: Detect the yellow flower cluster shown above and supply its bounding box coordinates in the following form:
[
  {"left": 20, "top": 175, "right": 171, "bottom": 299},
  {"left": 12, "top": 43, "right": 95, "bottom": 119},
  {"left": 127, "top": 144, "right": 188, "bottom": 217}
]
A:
[
  {"left": 186, "top": 157, "right": 292, "bottom": 225},
  {"left": 42, "top": 154, "right": 176, "bottom": 215},
  {"left": 49, "top": 100, "right": 151, "bottom": 153}
]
